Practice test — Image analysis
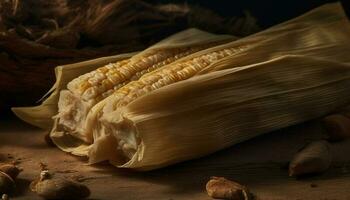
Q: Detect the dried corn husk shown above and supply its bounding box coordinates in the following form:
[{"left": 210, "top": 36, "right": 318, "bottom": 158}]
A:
[{"left": 84, "top": 3, "right": 350, "bottom": 170}]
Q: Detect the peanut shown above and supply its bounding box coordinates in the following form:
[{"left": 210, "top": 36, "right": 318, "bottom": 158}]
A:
[
  {"left": 206, "top": 176, "right": 252, "bottom": 200},
  {"left": 289, "top": 140, "right": 332, "bottom": 177}
]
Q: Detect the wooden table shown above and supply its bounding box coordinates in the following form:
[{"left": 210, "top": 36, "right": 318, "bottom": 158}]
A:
[{"left": 1, "top": 116, "right": 350, "bottom": 200}]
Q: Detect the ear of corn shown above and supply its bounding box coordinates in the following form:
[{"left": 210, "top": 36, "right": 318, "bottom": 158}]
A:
[
  {"left": 82, "top": 2, "right": 350, "bottom": 169},
  {"left": 48, "top": 29, "right": 236, "bottom": 150}
]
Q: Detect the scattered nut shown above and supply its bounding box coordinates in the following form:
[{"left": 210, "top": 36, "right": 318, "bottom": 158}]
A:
[
  {"left": 0, "top": 164, "right": 22, "bottom": 180},
  {"left": 31, "top": 170, "right": 90, "bottom": 200},
  {"left": 322, "top": 114, "right": 350, "bottom": 142},
  {"left": 289, "top": 140, "right": 332, "bottom": 177},
  {"left": 206, "top": 176, "right": 252, "bottom": 200},
  {"left": 1, "top": 194, "right": 9, "bottom": 200},
  {"left": 0, "top": 172, "right": 15, "bottom": 194}
]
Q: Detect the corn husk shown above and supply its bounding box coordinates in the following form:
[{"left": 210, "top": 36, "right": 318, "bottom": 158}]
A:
[{"left": 86, "top": 2, "right": 350, "bottom": 170}]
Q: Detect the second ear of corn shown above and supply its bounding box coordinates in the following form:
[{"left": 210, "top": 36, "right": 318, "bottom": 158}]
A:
[{"left": 12, "top": 3, "right": 350, "bottom": 170}]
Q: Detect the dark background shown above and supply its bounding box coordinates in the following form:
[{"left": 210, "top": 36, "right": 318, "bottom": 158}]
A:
[{"left": 153, "top": 0, "right": 339, "bottom": 28}]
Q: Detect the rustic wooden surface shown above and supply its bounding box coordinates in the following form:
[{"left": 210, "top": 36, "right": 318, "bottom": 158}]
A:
[{"left": 1, "top": 116, "right": 350, "bottom": 200}]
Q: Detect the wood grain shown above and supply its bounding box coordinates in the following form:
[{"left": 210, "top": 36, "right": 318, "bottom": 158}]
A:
[{"left": 1, "top": 117, "right": 350, "bottom": 200}]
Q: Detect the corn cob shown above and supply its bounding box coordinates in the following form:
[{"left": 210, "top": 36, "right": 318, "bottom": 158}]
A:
[
  {"left": 51, "top": 28, "right": 235, "bottom": 143},
  {"left": 79, "top": 2, "right": 350, "bottom": 169},
  {"left": 66, "top": 45, "right": 227, "bottom": 102}
]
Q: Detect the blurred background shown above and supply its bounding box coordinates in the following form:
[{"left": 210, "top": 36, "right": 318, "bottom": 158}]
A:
[{"left": 0, "top": 0, "right": 344, "bottom": 117}]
